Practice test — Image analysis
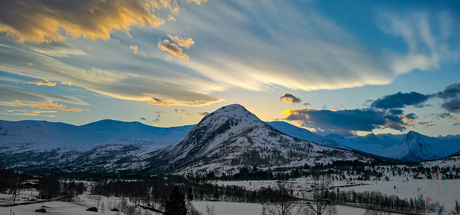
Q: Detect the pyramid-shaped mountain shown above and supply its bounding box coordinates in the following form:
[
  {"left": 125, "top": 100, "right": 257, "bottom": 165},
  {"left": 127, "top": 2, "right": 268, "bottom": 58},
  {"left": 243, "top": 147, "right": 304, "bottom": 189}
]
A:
[{"left": 145, "top": 104, "right": 378, "bottom": 174}]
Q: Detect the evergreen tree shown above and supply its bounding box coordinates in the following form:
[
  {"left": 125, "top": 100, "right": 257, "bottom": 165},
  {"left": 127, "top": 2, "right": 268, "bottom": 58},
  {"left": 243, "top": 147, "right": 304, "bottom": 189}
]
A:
[
  {"left": 187, "top": 187, "right": 194, "bottom": 201},
  {"left": 164, "top": 186, "right": 187, "bottom": 215}
]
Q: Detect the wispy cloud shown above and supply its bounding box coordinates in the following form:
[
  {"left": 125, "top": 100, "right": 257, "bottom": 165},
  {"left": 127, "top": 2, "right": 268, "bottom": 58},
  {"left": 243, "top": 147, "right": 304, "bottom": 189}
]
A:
[
  {"left": 0, "top": 44, "right": 223, "bottom": 106},
  {"left": 0, "top": 0, "right": 167, "bottom": 43},
  {"left": 129, "top": 45, "right": 147, "bottom": 57},
  {"left": 146, "top": 98, "right": 176, "bottom": 106},
  {"left": 7, "top": 109, "right": 57, "bottom": 117},
  {"left": 164, "top": 55, "right": 173, "bottom": 61},
  {"left": 28, "top": 79, "right": 56, "bottom": 87},
  {"left": 0, "top": 84, "right": 87, "bottom": 106},
  {"left": 12, "top": 100, "right": 82, "bottom": 112},
  {"left": 168, "top": 15, "right": 176, "bottom": 21},
  {"left": 60, "top": 81, "right": 72, "bottom": 86},
  {"left": 158, "top": 39, "right": 189, "bottom": 60},
  {"left": 167, "top": 34, "right": 195, "bottom": 49}
]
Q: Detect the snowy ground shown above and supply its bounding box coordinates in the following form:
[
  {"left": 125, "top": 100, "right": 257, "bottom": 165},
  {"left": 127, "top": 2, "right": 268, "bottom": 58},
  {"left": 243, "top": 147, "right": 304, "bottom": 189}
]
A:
[
  {"left": 0, "top": 201, "right": 121, "bottom": 215},
  {"left": 1, "top": 178, "right": 457, "bottom": 214}
]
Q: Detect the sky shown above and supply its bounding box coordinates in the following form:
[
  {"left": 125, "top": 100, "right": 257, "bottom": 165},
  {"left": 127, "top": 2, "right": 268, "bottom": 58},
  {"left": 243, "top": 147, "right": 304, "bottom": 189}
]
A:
[{"left": 0, "top": 0, "right": 460, "bottom": 137}]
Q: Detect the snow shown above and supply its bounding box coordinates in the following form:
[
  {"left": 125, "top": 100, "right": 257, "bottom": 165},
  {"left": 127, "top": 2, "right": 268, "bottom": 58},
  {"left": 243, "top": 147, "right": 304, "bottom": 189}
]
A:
[{"left": 268, "top": 121, "right": 460, "bottom": 162}]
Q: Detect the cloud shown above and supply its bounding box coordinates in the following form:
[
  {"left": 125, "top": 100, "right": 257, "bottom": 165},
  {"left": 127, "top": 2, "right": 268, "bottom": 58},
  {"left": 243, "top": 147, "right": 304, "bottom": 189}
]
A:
[
  {"left": 198, "top": 112, "right": 209, "bottom": 116},
  {"left": 279, "top": 93, "right": 302, "bottom": 104},
  {"left": 167, "top": 34, "right": 195, "bottom": 49},
  {"left": 27, "top": 79, "right": 56, "bottom": 87},
  {"left": 0, "top": 76, "right": 26, "bottom": 84},
  {"left": 60, "top": 81, "right": 72, "bottom": 86},
  {"left": 184, "top": 0, "right": 208, "bottom": 5},
  {"left": 152, "top": 118, "right": 160, "bottom": 122},
  {"left": 0, "top": 84, "right": 87, "bottom": 107},
  {"left": 7, "top": 109, "right": 57, "bottom": 117},
  {"left": 12, "top": 100, "right": 83, "bottom": 112},
  {"left": 432, "top": 112, "right": 458, "bottom": 120},
  {"left": 303, "top": 102, "right": 311, "bottom": 106},
  {"left": 437, "top": 82, "right": 460, "bottom": 100},
  {"left": 146, "top": 98, "right": 176, "bottom": 106},
  {"left": 28, "top": 42, "right": 86, "bottom": 57},
  {"left": 388, "top": 109, "right": 404, "bottom": 115},
  {"left": 0, "top": 44, "right": 223, "bottom": 106},
  {"left": 379, "top": 12, "right": 439, "bottom": 75},
  {"left": 280, "top": 108, "right": 416, "bottom": 136},
  {"left": 0, "top": 0, "right": 165, "bottom": 43},
  {"left": 169, "top": 108, "right": 192, "bottom": 115},
  {"left": 164, "top": 55, "right": 173, "bottom": 61},
  {"left": 370, "top": 92, "right": 433, "bottom": 109},
  {"left": 158, "top": 39, "right": 189, "bottom": 60},
  {"left": 454, "top": 123, "right": 460, "bottom": 126},
  {"left": 129, "top": 45, "right": 147, "bottom": 57},
  {"left": 168, "top": 15, "right": 176, "bottom": 21},
  {"left": 441, "top": 99, "right": 460, "bottom": 113},
  {"left": 140, "top": 117, "right": 146, "bottom": 120},
  {"left": 418, "top": 121, "right": 436, "bottom": 128}
]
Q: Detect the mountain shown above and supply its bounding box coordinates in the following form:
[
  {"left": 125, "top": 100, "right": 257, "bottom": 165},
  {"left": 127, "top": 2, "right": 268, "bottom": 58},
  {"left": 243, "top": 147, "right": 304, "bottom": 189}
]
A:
[
  {"left": 0, "top": 120, "right": 193, "bottom": 170},
  {"left": 144, "top": 104, "right": 377, "bottom": 174},
  {"left": 266, "top": 122, "right": 460, "bottom": 163},
  {"left": 266, "top": 121, "right": 349, "bottom": 149},
  {"left": 2, "top": 104, "right": 459, "bottom": 173}
]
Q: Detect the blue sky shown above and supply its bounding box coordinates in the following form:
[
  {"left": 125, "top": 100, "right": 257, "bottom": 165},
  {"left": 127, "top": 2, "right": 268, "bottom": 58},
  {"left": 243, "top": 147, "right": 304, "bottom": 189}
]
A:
[{"left": 0, "top": 0, "right": 459, "bottom": 137}]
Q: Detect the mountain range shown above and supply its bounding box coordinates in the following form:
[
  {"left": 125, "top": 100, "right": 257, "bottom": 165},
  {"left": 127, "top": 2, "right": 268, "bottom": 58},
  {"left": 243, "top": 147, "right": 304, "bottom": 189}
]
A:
[{"left": 1, "top": 104, "right": 459, "bottom": 174}]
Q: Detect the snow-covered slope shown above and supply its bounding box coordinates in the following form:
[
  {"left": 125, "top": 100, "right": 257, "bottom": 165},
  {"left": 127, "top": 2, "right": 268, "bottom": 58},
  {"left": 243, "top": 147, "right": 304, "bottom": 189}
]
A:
[
  {"left": 145, "top": 104, "right": 377, "bottom": 174},
  {"left": 267, "top": 121, "right": 460, "bottom": 163},
  {"left": 0, "top": 119, "right": 193, "bottom": 152},
  {"left": 0, "top": 120, "right": 193, "bottom": 170}
]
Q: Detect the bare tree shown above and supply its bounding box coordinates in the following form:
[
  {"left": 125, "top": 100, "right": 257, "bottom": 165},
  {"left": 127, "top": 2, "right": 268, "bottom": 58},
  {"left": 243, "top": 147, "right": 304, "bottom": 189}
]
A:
[
  {"left": 264, "top": 182, "right": 298, "bottom": 215},
  {"left": 301, "top": 175, "right": 337, "bottom": 215}
]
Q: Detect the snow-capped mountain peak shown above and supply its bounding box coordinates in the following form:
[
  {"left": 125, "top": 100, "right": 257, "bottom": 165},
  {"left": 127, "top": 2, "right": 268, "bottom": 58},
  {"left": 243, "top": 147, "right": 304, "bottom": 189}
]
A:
[{"left": 146, "top": 104, "right": 377, "bottom": 174}]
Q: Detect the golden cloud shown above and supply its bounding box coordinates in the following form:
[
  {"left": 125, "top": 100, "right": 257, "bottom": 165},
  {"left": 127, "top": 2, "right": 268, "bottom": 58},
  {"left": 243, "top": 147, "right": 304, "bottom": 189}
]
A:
[
  {"left": 146, "top": 98, "right": 176, "bottom": 106},
  {"left": 129, "top": 45, "right": 147, "bottom": 57},
  {"left": 184, "top": 0, "right": 208, "bottom": 5},
  {"left": 13, "top": 100, "right": 83, "bottom": 112},
  {"left": 167, "top": 34, "right": 195, "bottom": 49},
  {"left": 0, "top": 0, "right": 165, "bottom": 43},
  {"left": 7, "top": 109, "right": 57, "bottom": 117},
  {"left": 27, "top": 79, "right": 56, "bottom": 87},
  {"left": 168, "top": 15, "right": 176, "bottom": 21},
  {"left": 158, "top": 39, "right": 189, "bottom": 60},
  {"left": 60, "top": 81, "right": 72, "bottom": 86}
]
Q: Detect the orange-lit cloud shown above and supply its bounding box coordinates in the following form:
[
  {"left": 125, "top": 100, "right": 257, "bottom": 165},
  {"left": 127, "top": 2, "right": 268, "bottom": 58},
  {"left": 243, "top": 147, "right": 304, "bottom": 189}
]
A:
[
  {"left": 60, "top": 81, "right": 72, "bottom": 86},
  {"left": 168, "top": 15, "right": 176, "bottom": 21},
  {"left": 158, "top": 39, "right": 189, "bottom": 60},
  {"left": 184, "top": 0, "right": 208, "bottom": 5},
  {"left": 28, "top": 79, "right": 56, "bottom": 87},
  {"left": 170, "top": 108, "right": 193, "bottom": 115},
  {"left": 146, "top": 98, "right": 177, "bottom": 106},
  {"left": 0, "top": 0, "right": 165, "bottom": 43},
  {"left": 129, "top": 45, "right": 147, "bottom": 57},
  {"left": 167, "top": 34, "right": 195, "bottom": 49},
  {"left": 12, "top": 100, "right": 83, "bottom": 112},
  {"left": 7, "top": 109, "right": 57, "bottom": 117}
]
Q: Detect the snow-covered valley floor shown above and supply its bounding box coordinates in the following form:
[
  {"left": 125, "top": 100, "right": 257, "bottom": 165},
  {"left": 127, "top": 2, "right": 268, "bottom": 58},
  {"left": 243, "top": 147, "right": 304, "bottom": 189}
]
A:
[{"left": 1, "top": 178, "right": 458, "bottom": 214}]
